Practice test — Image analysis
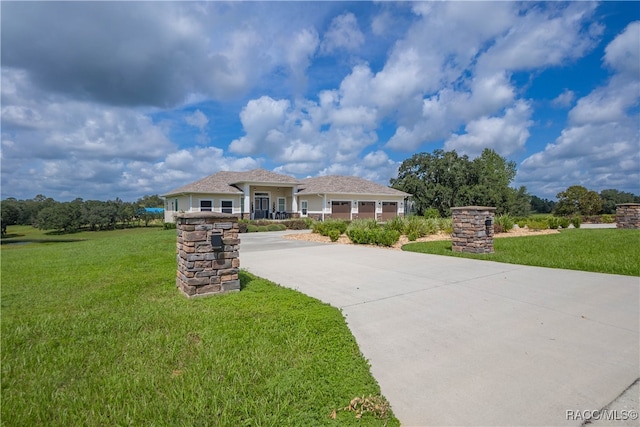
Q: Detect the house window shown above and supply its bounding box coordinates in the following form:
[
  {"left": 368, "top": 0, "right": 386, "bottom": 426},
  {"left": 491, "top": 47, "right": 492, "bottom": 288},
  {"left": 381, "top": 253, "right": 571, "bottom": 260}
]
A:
[
  {"left": 221, "top": 200, "right": 233, "bottom": 214},
  {"left": 200, "top": 200, "right": 213, "bottom": 212},
  {"left": 277, "top": 197, "right": 286, "bottom": 212},
  {"left": 301, "top": 200, "right": 308, "bottom": 216},
  {"left": 175, "top": 199, "right": 178, "bottom": 211}
]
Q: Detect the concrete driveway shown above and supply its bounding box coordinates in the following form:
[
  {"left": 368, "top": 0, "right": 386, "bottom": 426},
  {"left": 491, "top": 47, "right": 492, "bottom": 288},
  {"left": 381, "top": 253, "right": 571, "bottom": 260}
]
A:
[{"left": 240, "top": 231, "right": 639, "bottom": 426}]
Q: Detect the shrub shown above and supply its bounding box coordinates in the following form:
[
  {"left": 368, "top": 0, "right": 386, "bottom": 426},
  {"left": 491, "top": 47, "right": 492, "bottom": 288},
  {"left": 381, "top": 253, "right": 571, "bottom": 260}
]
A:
[
  {"left": 327, "top": 228, "right": 341, "bottom": 242},
  {"left": 546, "top": 216, "right": 561, "bottom": 230},
  {"left": 437, "top": 217, "right": 453, "bottom": 234},
  {"left": 526, "top": 220, "right": 548, "bottom": 231},
  {"left": 257, "top": 225, "right": 269, "bottom": 232},
  {"left": 407, "top": 231, "right": 419, "bottom": 241},
  {"left": 495, "top": 215, "right": 514, "bottom": 232},
  {"left": 163, "top": 222, "right": 176, "bottom": 230},
  {"left": 247, "top": 224, "right": 259, "bottom": 233},
  {"left": 402, "top": 216, "right": 433, "bottom": 238},
  {"left": 423, "top": 208, "right": 440, "bottom": 219},
  {"left": 302, "top": 217, "right": 315, "bottom": 228},
  {"left": 558, "top": 217, "right": 571, "bottom": 228},
  {"left": 267, "top": 224, "right": 286, "bottom": 231},
  {"left": 375, "top": 229, "right": 401, "bottom": 247},
  {"left": 601, "top": 214, "right": 615, "bottom": 224},
  {"left": 281, "top": 219, "right": 308, "bottom": 230},
  {"left": 570, "top": 216, "right": 581, "bottom": 228},
  {"left": 346, "top": 227, "right": 400, "bottom": 246},
  {"left": 384, "top": 216, "right": 405, "bottom": 233},
  {"left": 313, "top": 219, "right": 347, "bottom": 237}
]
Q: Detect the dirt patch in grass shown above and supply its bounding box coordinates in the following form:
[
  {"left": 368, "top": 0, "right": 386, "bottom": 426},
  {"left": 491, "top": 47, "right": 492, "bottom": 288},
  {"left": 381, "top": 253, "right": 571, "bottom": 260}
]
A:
[{"left": 283, "top": 228, "right": 560, "bottom": 250}]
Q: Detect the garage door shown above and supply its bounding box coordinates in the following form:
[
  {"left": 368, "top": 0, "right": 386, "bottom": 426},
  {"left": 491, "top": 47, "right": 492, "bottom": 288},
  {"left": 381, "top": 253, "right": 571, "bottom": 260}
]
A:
[
  {"left": 357, "top": 201, "right": 376, "bottom": 219},
  {"left": 382, "top": 202, "right": 398, "bottom": 221},
  {"left": 331, "top": 201, "right": 351, "bottom": 220}
]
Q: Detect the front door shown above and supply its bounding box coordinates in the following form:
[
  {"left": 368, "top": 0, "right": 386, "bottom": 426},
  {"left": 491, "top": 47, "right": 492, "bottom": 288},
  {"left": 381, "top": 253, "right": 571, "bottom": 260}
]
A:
[{"left": 254, "top": 193, "right": 270, "bottom": 219}]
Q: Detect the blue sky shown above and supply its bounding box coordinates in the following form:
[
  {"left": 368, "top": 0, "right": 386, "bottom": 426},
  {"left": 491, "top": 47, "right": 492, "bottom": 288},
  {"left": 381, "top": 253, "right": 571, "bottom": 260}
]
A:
[{"left": 1, "top": 1, "right": 639, "bottom": 202}]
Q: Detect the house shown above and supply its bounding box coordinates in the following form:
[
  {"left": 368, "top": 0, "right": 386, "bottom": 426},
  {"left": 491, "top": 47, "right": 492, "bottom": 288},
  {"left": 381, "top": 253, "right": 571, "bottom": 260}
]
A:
[{"left": 162, "top": 168, "right": 410, "bottom": 222}]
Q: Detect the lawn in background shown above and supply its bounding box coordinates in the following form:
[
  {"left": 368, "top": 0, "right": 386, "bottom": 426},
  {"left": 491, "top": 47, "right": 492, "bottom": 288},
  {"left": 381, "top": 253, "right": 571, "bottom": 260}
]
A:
[
  {"left": 1, "top": 227, "right": 398, "bottom": 426},
  {"left": 403, "top": 229, "right": 640, "bottom": 276}
]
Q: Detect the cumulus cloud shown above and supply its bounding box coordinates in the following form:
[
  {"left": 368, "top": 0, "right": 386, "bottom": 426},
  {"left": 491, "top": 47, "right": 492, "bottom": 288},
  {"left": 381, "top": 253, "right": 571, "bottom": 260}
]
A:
[
  {"left": 518, "top": 21, "right": 640, "bottom": 197},
  {"left": 321, "top": 13, "right": 365, "bottom": 54}
]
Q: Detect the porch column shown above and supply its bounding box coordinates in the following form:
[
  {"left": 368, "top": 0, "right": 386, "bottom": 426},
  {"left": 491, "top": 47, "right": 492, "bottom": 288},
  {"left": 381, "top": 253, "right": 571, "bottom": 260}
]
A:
[
  {"left": 292, "top": 185, "right": 298, "bottom": 214},
  {"left": 243, "top": 183, "right": 251, "bottom": 220}
]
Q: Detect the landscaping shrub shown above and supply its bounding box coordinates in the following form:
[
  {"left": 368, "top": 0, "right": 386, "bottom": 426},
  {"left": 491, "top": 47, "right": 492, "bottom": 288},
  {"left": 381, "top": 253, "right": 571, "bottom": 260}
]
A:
[
  {"left": 302, "top": 217, "right": 315, "bottom": 228},
  {"left": 423, "top": 208, "right": 440, "bottom": 219},
  {"left": 526, "top": 220, "right": 548, "bottom": 231},
  {"left": 495, "top": 215, "right": 514, "bottom": 232},
  {"left": 376, "top": 229, "right": 401, "bottom": 247},
  {"left": 407, "top": 231, "right": 419, "bottom": 241},
  {"left": 281, "top": 219, "right": 308, "bottom": 230},
  {"left": 267, "top": 224, "right": 286, "bottom": 231},
  {"left": 402, "top": 216, "right": 431, "bottom": 238},
  {"left": 601, "top": 214, "right": 615, "bottom": 224},
  {"left": 327, "top": 228, "right": 341, "bottom": 242},
  {"left": 162, "top": 222, "right": 176, "bottom": 230},
  {"left": 384, "top": 216, "right": 405, "bottom": 233},
  {"left": 247, "top": 224, "right": 259, "bottom": 233},
  {"left": 257, "top": 225, "right": 269, "bottom": 232},
  {"left": 546, "top": 216, "right": 561, "bottom": 229},
  {"left": 437, "top": 217, "right": 453, "bottom": 234},
  {"left": 570, "top": 216, "right": 581, "bottom": 228},
  {"left": 346, "top": 224, "right": 400, "bottom": 246},
  {"left": 313, "top": 219, "right": 347, "bottom": 237}
]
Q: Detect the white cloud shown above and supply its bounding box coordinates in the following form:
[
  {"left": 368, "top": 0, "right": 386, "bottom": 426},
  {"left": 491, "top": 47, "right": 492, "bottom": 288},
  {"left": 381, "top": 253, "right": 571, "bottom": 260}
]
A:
[
  {"left": 518, "top": 21, "right": 640, "bottom": 197},
  {"left": 552, "top": 90, "right": 576, "bottom": 108},
  {"left": 604, "top": 21, "right": 640, "bottom": 76},
  {"left": 184, "top": 110, "right": 209, "bottom": 130},
  {"left": 321, "top": 13, "right": 365, "bottom": 54},
  {"left": 445, "top": 101, "right": 533, "bottom": 157}
]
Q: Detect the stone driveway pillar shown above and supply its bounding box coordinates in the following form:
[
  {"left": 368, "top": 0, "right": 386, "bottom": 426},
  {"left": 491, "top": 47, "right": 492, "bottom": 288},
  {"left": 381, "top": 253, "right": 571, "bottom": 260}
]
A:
[{"left": 451, "top": 206, "right": 496, "bottom": 254}]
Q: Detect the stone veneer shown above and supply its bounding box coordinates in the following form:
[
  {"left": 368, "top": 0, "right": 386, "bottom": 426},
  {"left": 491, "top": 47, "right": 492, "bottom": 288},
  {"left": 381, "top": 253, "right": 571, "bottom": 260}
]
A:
[
  {"left": 451, "top": 206, "right": 496, "bottom": 254},
  {"left": 616, "top": 203, "right": 640, "bottom": 229},
  {"left": 176, "top": 212, "right": 240, "bottom": 297}
]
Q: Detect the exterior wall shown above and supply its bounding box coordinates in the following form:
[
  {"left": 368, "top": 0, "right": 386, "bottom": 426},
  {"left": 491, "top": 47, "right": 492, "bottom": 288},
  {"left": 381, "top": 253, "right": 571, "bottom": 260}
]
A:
[
  {"left": 166, "top": 190, "right": 407, "bottom": 222},
  {"left": 616, "top": 203, "right": 640, "bottom": 229}
]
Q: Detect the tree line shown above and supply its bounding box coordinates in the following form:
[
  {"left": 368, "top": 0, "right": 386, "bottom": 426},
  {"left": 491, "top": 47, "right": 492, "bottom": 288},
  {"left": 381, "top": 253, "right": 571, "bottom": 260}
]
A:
[
  {"left": 390, "top": 148, "right": 638, "bottom": 217},
  {"left": 1, "top": 194, "right": 165, "bottom": 233}
]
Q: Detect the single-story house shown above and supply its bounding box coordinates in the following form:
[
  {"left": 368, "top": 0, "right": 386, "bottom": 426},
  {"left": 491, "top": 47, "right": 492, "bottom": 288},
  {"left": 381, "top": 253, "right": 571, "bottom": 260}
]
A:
[{"left": 162, "top": 168, "right": 410, "bottom": 222}]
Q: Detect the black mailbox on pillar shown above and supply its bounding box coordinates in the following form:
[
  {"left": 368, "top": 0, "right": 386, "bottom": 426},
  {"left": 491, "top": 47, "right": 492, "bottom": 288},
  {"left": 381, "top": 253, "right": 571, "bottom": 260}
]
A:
[
  {"left": 485, "top": 217, "right": 493, "bottom": 228},
  {"left": 210, "top": 231, "right": 223, "bottom": 251}
]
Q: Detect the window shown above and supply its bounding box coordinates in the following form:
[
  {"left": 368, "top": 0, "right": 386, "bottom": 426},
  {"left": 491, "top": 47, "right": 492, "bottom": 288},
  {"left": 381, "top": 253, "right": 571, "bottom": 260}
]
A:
[
  {"left": 221, "top": 200, "right": 233, "bottom": 214},
  {"left": 200, "top": 200, "right": 212, "bottom": 212},
  {"left": 278, "top": 197, "right": 286, "bottom": 212},
  {"left": 301, "top": 200, "right": 308, "bottom": 216}
]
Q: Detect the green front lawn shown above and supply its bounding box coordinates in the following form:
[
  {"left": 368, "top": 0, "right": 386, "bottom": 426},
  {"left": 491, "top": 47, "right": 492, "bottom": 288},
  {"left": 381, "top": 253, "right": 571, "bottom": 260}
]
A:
[
  {"left": 1, "top": 227, "right": 398, "bottom": 426},
  {"left": 403, "top": 228, "right": 640, "bottom": 276}
]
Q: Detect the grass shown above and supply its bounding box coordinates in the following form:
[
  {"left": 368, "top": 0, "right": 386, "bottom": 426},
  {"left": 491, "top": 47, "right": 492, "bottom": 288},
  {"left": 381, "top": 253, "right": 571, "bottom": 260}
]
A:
[
  {"left": 1, "top": 226, "right": 398, "bottom": 426},
  {"left": 402, "top": 229, "right": 640, "bottom": 276}
]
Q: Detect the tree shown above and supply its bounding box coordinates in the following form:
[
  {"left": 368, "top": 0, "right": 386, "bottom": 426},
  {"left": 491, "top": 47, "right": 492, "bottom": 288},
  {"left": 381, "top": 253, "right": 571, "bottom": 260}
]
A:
[
  {"left": 530, "top": 195, "right": 556, "bottom": 214},
  {"left": 555, "top": 185, "right": 602, "bottom": 216},
  {"left": 599, "top": 189, "right": 640, "bottom": 214},
  {"left": 391, "top": 148, "right": 521, "bottom": 216},
  {"left": 136, "top": 194, "right": 164, "bottom": 208}
]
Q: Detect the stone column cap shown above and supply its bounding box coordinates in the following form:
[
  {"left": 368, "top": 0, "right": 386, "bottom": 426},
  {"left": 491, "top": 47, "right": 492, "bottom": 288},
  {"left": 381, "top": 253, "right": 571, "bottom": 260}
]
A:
[
  {"left": 450, "top": 206, "right": 497, "bottom": 211},
  {"left": 175, "top": 212, "right": 238, "bottom": 220}
]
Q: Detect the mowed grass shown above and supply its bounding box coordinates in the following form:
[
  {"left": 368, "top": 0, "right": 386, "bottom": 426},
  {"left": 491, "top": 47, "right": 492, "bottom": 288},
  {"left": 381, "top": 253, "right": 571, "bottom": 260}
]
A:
[
  {"left": 1, "top": 227, "right": 398, "bottom": 426},
  {"left": 403, "top": 229, "right": 640, "bottom": 276}
]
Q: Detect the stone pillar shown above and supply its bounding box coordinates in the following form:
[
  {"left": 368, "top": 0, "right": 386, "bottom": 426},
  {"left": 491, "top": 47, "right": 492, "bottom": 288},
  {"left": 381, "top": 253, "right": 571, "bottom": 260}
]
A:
[
  {"left": 176, "top": 212, "right": 240, "bottom": 297},
  {"left": 451, "top": 206, "right": 496, "bottom": 254},
  {"left": 616, "top": 203, "right": 640, "bottom": 229}
]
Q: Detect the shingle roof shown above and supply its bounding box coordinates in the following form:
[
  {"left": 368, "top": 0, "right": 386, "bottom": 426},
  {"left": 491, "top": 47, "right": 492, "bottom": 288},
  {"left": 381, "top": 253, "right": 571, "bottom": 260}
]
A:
[
  {"left": 163, "top": 169, "right": 410, "bottom": 197},
  {"left": 298, "top": 175, "right": 410, "bottom": 196},
  {"left": 163, "top": 169, "right": 297, "bottom": 196}
]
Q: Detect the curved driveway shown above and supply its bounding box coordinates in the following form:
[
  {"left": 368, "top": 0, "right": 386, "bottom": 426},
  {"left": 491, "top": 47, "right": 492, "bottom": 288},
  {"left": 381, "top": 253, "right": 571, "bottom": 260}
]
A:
[{"left": 240, "top": 231, "right": 639, "bottom": 426}]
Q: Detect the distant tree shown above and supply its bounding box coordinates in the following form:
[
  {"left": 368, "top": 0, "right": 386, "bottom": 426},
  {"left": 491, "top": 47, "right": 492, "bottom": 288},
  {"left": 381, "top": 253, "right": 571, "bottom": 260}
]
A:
[
  {"left": 1, "top": 200, "right": 20, "bottom": 226},
  {"left": 507, "top": 186, "right": 531, "bottom": 217},
  {"left": 555, "top": 185, "right": 602, "bottom": 216},
  {"left": 137, "top": 194, "right": 164, "bottom": 208},
  {"left": 530, "top": 195, "right": 556, "bottom": 214},
  {"left": 36, "top": 201, "right": 83, "bottom": 232},
  {"left": 599, "top": 189, "right": 640, "bottom": 214},
  {"left": 391, "top": 148, "right": 521, "bottom": 216}
]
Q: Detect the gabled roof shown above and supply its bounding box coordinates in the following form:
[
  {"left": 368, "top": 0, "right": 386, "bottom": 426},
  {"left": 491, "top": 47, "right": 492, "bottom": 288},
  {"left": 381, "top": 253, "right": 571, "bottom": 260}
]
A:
[
  {"left": 298, "top": 175, "right": 410, "bottom": 197},
  {"left": 163, "top": 169, "right": 297, "bottom": 196},
  {"left": 163, "top": 169, "right": 410, "bottom": 197}
]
